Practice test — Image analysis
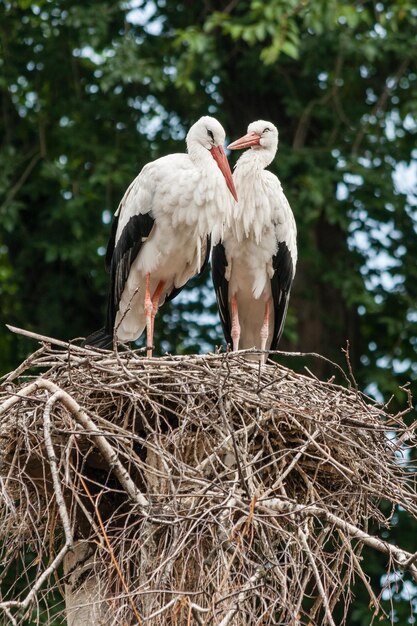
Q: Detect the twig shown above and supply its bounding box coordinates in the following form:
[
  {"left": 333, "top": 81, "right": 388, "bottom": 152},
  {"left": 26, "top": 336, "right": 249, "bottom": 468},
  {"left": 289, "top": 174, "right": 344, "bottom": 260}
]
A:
[
  {"left": 5, "top": 324, "right": 106, "bottom": 353},
  {"left": 0, "top": 347, "right": 46, "bottom": 383},
  {"left": 260, "top": 497, "right": 417, "bottom": 582},
  {"left": 299, "top": 526, "right": 337, "bottom": 626},
  {"left": 43, "top": 391, "right": 73, "bottom": 545},
  {"left": 217, "top": 568, "right": 265, "bottom": 626},
  {"left": 0, "top": 393, "right": 75, "bottom": 618},
  {"left": 0, "top": 378, "right": 149, "bottom": 509},
  {"left": 1, "top": 152, "right": 41, "bottom": 210},
  {"left": 79, "top": 476, "right": 143, "bottom": 625},
  {"left": 218, "top": 390, "right": 250, "bottom": 500},
  {"left": 0, "top": 607, "right": 17, "bottom": 626}
]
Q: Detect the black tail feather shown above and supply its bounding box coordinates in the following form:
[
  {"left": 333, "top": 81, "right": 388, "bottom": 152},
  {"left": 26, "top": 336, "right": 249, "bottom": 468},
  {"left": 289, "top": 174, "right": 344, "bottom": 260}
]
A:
[{"left": 82, "top": 327, "right": 113, "bottom": 349}]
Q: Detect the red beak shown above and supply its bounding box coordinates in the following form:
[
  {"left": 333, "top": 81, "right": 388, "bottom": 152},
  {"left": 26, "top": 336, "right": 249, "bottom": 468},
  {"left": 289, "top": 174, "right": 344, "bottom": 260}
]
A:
[
  {"left": 227, "top": 131, "right": 261, "bottom": 150},
  {"left": 210, "top": 145, "right": 238, "bottom": 202}
]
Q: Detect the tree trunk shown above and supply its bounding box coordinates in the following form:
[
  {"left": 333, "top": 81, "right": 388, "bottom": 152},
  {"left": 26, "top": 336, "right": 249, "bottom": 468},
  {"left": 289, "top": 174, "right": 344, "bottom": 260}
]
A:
[
  {"left": 64, "top": 541, "right": 109, "bottom": 626},
  {"left": 289, "top": 215, "right": 359, "bottom": 378}
]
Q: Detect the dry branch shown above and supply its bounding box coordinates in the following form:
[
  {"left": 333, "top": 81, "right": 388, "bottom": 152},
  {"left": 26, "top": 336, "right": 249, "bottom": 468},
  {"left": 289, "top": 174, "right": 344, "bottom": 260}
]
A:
[{"left": 0, "top": 335, "right": 416, "bottom": 625}]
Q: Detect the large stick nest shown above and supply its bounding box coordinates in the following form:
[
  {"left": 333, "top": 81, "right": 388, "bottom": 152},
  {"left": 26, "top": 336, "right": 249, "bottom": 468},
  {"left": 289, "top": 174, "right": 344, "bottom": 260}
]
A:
[{"left": 0, "top": 338, "right": 416, "bottom": 626}]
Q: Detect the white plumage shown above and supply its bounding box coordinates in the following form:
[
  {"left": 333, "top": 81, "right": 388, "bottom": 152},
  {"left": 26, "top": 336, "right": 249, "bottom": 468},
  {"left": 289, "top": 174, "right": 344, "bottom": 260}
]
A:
[
  {"left": 212, "top": 120, "right": 297, "bottom": 361},
  {"left": 85, "top": 116, "right": 237, "bottom": 354}
]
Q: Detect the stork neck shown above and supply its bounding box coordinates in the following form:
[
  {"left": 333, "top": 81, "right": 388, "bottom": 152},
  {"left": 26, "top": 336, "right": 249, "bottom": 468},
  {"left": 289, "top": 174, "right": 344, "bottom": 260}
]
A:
[
  {"left": 187, "top": 142, "right": 214, "bottom": 170},
  {"left": 231, "top": 147, "right": 276, "bottom": 242},
  {"left": 185, "top": 141, "right": 234, "bottom": 243},
  {"left": 235, "top": 146, "right": 275, "bottom": 174}
]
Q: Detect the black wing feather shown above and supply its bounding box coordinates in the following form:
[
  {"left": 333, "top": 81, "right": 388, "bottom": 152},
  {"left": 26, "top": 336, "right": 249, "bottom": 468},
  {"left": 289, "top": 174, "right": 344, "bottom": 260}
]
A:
[
  {"left": 270, "top": 241, "right": 294, "bottom": 350},
  {"left": 82, "top": 327, "right": 113, "bottom": 349},
  {"left": 211, "top": 242, "right": 232, "bottom": 347},
  {"left": 105, "top": 213, "right": 119, "bottom": 271},
  {"left": 105, "top": 213, "right": 155, "bottom": 333},
  {"left": 199, "top": 234, "right": 212, "bottom": 277}
]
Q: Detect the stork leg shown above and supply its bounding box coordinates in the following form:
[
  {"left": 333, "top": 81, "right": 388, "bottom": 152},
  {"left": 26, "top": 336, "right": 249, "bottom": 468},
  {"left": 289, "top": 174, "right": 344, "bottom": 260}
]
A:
[
  {"left": 144, "top": 275, "right": 166, "bottom": 358},
  {"left": 144, "top": 273, "right": 154, "bottom": 357},
  {"left": 150, "top": 280, "right": 165, "bottom": 341},
  {"left": 230, "top": 294, "right": 241, "bottom": 352},
  {"left": 260, "top": 299, "right": 271, "bottom": 363}
]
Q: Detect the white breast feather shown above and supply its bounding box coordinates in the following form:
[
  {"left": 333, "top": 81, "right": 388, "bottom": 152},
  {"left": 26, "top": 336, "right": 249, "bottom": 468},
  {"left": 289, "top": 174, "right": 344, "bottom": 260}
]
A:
[{"left": 223, "top": 155, "right": 297, "bottom": 301}]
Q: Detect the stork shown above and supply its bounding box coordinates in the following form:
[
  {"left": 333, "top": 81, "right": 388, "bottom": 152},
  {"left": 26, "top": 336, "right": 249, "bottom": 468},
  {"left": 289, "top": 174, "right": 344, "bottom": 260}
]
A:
[
  {"left": 212, "top": 120, "right": 297, "bottom": 362},
  {"left": 84, "top": 116, "right": 237, "bottom": 355}
]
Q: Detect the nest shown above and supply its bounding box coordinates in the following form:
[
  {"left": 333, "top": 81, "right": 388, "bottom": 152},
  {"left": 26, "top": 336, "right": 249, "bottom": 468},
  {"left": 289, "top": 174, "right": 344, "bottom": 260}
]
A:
[{"left": 0, "top": 334, "right": 416, "bottom": 626}]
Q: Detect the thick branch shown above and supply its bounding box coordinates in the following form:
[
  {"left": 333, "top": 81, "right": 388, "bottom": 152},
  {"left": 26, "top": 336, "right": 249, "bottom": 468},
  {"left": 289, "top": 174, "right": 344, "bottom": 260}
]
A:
[{"left": 260, "top": 497, "right": 417, "bottom": 582}]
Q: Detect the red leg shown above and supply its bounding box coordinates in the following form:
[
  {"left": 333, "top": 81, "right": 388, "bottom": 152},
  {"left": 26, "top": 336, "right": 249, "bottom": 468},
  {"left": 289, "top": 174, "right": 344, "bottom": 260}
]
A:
[
  {"left": 150, "top": 280, "right": 165, "bottom": 341},
  {"left": 144, "top": 273, "right": 153, "bottom": 357},
  {"left": 231, "top": 294, "right": 241, "bottom": 352},
  {"left": 260, "top": 299, "right": 270, "bottom": 363}
]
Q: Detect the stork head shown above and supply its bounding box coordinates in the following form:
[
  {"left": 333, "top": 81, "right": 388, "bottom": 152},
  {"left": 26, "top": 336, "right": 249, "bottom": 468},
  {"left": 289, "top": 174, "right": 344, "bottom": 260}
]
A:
[
  {"left": 228, "top": 121, "right": 278, "bottom": 154},
  {"left": 187, "top": 116, "right": 238, "bottom": 201}
]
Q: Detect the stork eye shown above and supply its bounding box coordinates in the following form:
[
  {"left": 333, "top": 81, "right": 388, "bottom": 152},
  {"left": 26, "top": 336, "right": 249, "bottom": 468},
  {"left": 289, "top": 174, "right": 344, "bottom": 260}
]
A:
[
  {"left": 207, "top": 129, "right": 214, "bottom": 141},
  {"left": 263, "top": 127, "right": 271, "bottom": 133}
]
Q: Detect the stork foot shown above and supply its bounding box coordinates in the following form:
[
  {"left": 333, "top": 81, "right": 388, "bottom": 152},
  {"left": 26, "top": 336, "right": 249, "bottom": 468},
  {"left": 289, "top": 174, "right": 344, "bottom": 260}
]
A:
[{"left": 151, "top": 280, "right": 165, "bottom": 340}]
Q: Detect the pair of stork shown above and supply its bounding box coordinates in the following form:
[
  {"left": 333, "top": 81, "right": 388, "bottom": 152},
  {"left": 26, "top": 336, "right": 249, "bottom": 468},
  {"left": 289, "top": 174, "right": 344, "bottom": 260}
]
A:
[{"left": 85, "top": 116, "right": 297, "bottom": 361}]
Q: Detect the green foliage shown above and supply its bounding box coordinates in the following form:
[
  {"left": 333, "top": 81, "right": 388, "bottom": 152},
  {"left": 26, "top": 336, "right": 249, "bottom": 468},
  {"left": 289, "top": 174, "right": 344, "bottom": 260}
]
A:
[
  {"left": 0, "top": 548, "right": 65, "bottom": 625},
  {"left": 1, "top": 1, "right": 417, "bottom": 622}
]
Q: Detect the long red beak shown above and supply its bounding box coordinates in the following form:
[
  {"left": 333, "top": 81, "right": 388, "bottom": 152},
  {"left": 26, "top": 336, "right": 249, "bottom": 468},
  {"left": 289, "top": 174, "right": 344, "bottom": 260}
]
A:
[
  {"left": 227, "top": 131, "right": 261, "bottom": 150},
  {"left": 210, "top": 145, "right": 238, "bottom": 202}
]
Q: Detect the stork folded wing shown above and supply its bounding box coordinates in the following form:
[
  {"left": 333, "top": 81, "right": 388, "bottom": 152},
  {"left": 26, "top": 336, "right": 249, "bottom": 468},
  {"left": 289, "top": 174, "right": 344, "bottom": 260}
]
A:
[
  {"left": 106, "top": 213, "right": 155, "bottom": 333},
  {"left": 211, "top": 242, "right": 232, "bottom": 347},
  {"left": 270, "top": 241, "right": 295, "bottom": 350}
]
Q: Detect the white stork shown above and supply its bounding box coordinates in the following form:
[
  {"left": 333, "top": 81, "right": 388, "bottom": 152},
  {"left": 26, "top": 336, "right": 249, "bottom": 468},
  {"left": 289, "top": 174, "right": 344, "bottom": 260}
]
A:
[
  {"left": 85, "top": 116, "right": 237, "bottom": 355},
  {"left": 212, "top": 120, "right": 297, "bottom": 362}
]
